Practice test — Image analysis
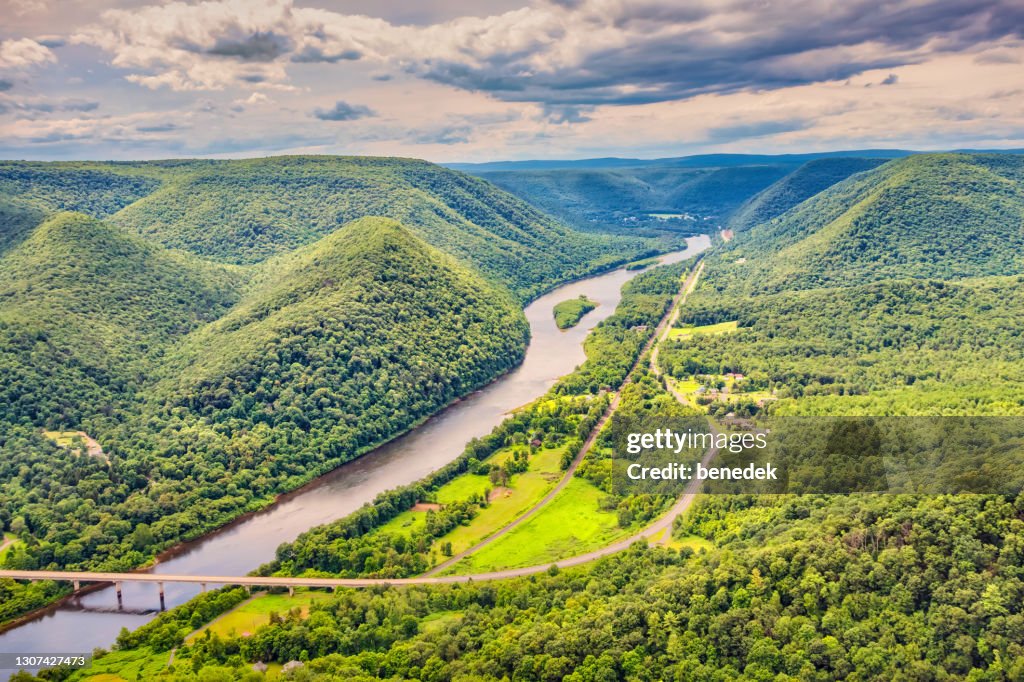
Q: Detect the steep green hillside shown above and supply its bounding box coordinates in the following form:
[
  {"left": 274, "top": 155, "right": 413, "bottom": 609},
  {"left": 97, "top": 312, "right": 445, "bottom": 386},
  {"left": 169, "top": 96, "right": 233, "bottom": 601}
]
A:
[
  {"left": 0, "top": 212, "right": 242, "bottom": 429},
  {"left": 0, "top": 162, "right": 163, "bottom": 217},
  {"left": 0, "top": 157, "right": 659, "bottom": 302},
  {"left": 711, "top": 154, "right": 1024, "bottom": 294},
  {"left": 476, "top": 164, "right": 790, "bottom": 235},
  {"left": 128, "top": 217, "right": 528, "bottom": 480},
  {"left": 0, "top": 217, "right": 530, "bottom": 606},
  {"left": 662, "top": 153, "right": 1024, "bottom": 415},
  {"left": 100, "top": 156, "right": 636, "bottom": 299},
  {"left": 0, "top": 196, "right": 48, "bottom": 256},
  {"left": 728, "top": 157, "right": 889, "bottom": 233}
]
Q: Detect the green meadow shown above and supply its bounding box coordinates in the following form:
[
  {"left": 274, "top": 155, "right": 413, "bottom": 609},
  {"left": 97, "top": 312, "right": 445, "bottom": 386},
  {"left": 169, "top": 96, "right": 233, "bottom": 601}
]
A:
[
  {"left": 73, "top": 647, "right": 172, "bottom": 682},
  {"left": 187, "top": 590, "right": 331, "bottom": 641},
  {"left": 371, "top": 445, "right": 567, "bottom": 558},
  {"left": 444, "top": 476, "right": 628, "bottom": 574},
  {"left": 668, "top": 319, "right": 739, "bottom": 339}
]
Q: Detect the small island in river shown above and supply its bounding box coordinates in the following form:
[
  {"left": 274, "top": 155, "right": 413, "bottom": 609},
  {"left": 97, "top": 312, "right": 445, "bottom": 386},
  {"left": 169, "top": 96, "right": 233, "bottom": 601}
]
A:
[{"left": 553, "top": 295, "right": 598, "bottom": 329}]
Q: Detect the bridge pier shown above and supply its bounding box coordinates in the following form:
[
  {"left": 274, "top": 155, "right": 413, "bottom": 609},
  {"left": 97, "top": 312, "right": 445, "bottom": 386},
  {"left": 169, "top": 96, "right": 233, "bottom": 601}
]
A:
[
  {"left": 115, "top": 581, "right": 123, "bottom": 606},
  {"left": 288, "top": 586, "right": 294, "bottom": 597},
  {"left": 158, "top": 581, "right": 165, "bottom": 610},
  {"left": 73, "top": 579, "right": 80, "bottom": 591},
  {"left": 245, "top": 585, "right": 252, "bottom": 595},
  {"left": 200, "top": 582, "right": 206, "bottom": 593}
]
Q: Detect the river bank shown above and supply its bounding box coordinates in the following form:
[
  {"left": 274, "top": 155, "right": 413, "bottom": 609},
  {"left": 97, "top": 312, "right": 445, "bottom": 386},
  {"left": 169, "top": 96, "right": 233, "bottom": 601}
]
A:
[{"left": 0, "top": 236, "right": 710, "bottom": 673}]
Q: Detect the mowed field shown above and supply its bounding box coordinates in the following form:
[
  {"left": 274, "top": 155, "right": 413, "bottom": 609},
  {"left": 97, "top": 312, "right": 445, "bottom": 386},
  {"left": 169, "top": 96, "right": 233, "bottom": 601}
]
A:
[
  {"left": 188, "top": 590, "right": 332, "bottom": 641},
  {"left": 0, "top": 533, "right": 22, "bottom": 564},
  {"left": 372, "top": 445, "right": 567, "bottom": 557},
  {"left": 443, "top": 476, "right": 629, "bottom": 574},
  {"left": 668, "top": 320, "right": 739, "bottom": 340}
]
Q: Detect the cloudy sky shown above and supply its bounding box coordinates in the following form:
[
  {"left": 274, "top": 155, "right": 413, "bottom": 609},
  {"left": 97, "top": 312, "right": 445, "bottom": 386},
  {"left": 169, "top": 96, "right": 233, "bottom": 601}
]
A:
[{"left": 1, "top": 0, "right": 1023, "bottom": 161}]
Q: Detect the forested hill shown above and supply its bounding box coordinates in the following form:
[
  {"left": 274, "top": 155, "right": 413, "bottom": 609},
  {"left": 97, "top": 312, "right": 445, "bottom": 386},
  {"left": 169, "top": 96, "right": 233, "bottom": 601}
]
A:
[
  {"left": 122, "top": 217, "right": 529, "bottom": 492},
  {"left": 709, "top": 153, "right": 1024, "bottom": 295},
  {"left": 0, "top": 210, "right": 243, "bottom": 428},
  {"left": 0, "top": 157, "right": 653, "bottom": 302},
  {"left": 727, "top": 157, "right": 889, "bottom": 233},
  {"left": 0, "top": 196, "right": 48, "bottom": 256},
  {"left": 663, "top": 151, "right": 1024, "bottom": 415},
  {"left": 0, "top": 211, "right": 533, "bottom": 619}
]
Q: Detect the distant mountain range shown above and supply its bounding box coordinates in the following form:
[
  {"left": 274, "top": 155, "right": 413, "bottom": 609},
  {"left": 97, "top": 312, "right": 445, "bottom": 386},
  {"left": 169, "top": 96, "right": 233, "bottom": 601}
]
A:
[{"left": 445, "top": 148, "right": 1024, "bottom": 172}]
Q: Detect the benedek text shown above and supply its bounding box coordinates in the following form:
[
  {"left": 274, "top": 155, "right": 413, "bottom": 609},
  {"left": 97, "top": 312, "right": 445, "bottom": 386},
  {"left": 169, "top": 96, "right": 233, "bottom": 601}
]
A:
[{"left": 626, "top": 462, "right": 777, "bottom": 481}]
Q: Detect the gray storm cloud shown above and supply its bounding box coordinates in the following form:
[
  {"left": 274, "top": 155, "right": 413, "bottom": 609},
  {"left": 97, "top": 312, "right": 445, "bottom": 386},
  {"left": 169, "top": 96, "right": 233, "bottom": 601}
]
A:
[{"left": 69, "top": 0, "right": 1024, "bottom": 101}]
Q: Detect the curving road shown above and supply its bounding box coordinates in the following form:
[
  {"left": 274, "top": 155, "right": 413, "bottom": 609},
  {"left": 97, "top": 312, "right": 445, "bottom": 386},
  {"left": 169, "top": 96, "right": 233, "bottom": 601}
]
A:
[
  {"left": 0, "top": 256, "right": 718, "bottom": 595},
  {"left": 426, "top": 256, "right": 708, "bottom": 575}
]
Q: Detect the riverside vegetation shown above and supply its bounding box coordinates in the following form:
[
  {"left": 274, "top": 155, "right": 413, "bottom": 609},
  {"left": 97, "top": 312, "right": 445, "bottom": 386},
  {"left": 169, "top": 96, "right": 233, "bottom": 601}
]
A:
[
  {"left": 0, "top": 156, "right": 669, "bottom": 624},
  {"left": 46, "top": 152, "right": 1024, "bottom": 682}
]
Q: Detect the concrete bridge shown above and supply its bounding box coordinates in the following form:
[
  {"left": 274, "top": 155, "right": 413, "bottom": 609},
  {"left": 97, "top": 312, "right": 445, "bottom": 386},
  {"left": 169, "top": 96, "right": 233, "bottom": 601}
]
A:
[
  {"left": 0, "top": 569, "right": 474, "bottom": 604},
  {"left": 0, "top": 569, "right": 492, "bottom": 611}
]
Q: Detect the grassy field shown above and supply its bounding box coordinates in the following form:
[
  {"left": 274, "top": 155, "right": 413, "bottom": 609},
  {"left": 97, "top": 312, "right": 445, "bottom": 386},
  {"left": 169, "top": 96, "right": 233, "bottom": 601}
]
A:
[
  {"left": 420, "top": 610, "right": 463, "bottom": 634},
  {"left": 669, "top": 371, "right": 774, "bottom": 408},
  {"left": 43, "top": 430, "right": 86, "bottom": 448},
  {"left": 374, "top": 446, "right": 568, "bottom": 557},
  {"left": 669, "top": 320, "right": 739, "bottom": 340},
  {"left": 669, "top": 376, "right": 702, "bottom": 395},
  {"left": 667, "top": 534, "right": 715, "bottom": 553},
  {"left": 444, "top": 476, "right": 629, "bottom": 574},
  {"left": 437, "top": 446, "right": 566, "bottom": 555},
  {"left": 0, "top": 533, "right": 23, "bottom": 564},
  {"left": 187, "top": 590, "right": 331, "bottom": 641},
  {"left": 42, "top": 429, "right": 107, "bottom": 461},
  {"left": 72, "top": 647, "right": 171, "bottom": 681},
  {"left": 369, "top": 446, "right": 567, "bottom": 560}
]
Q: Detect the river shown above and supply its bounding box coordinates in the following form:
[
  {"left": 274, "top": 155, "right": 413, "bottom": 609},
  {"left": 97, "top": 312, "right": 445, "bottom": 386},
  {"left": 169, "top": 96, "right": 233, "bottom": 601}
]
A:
[{"left": 0, "top": 235, "right": 709, "bottom": 671}]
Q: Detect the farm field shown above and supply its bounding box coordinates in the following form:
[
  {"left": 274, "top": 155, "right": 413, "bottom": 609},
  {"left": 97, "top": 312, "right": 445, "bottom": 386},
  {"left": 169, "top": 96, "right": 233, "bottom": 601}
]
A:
[
  {"left": 668, "top": 320, "right": 739, "bottom": 339},
  {"left": 187, "top": 590, "right": 332, "bottom": 641},
  {"left": 443, "top": 476, "right": 629, "bottom": 574},
  {"left": 372, "top": 445, "right": 568, "bottom": 558}
]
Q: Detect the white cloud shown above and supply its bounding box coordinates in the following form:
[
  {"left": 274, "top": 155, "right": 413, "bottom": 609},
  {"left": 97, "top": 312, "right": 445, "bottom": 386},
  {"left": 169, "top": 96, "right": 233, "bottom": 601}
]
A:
[
  {"left": 70, "top": 0, "right": 1024, "bottom": 102},
  {"left": 3, "top": 0, "right": 1023, "bottom": 159},
  {"left": 0, "top": 38, "right": 56, "bottom": 70}
]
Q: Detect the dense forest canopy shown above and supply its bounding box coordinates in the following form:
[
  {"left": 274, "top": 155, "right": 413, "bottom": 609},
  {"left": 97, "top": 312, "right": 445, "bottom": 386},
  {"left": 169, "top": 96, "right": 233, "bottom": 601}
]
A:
[
  {"left": 0, "top": 155, "right": 671, "bottom": 624},
  {"left": 707, "top": 154, "right": 1024, "bottom": 296},
  {"left": 727, "top": 157, "right": 889, "bottom": 234},
  {"left": 59, "top": 151, "right": 1024, "bottom": 682},
  {"left": 0, "top": 157, "right": 665, "bottom": 302}
]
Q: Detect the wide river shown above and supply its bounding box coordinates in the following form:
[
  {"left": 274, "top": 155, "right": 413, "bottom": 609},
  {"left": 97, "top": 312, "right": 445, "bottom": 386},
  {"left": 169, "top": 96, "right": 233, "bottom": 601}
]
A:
[{"left": 0, "top": 235, "right": 709, "bottom": 671}]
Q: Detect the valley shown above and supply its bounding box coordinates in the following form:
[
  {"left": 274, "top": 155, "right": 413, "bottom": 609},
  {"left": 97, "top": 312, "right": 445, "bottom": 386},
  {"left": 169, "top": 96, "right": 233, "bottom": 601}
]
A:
[
  {"left": 4, "top": 2, "right": 1023, "bottom": 677},
  {"left": 0, "top": 201, "right": 708, "bottom": 664},
  {"left": 0, "top": 156, "right": 675, "bottom": 630},
  {"left": 3, "top": 151, "right": 1024, "bottom": 681}
]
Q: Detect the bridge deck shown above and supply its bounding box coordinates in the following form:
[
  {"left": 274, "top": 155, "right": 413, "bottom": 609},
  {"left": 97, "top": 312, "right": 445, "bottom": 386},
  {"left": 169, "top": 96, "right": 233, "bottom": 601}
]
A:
[{"left": 0, "top": 569, "right": 467, "bottom": 588}]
